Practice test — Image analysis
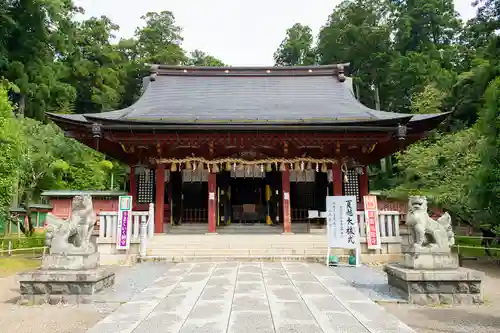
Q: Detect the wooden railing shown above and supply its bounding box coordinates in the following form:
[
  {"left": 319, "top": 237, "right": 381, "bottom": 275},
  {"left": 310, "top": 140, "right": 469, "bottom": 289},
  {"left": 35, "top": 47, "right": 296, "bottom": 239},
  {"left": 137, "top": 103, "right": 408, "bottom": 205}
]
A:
[
  {"left": 292, "top": 208, "right": 309, "bottom": 223},
  {"left": 97, "top": 203, "right": 154, "bottom": 244},
  {"left": 182, "top": 208, "right": 208, "bottom": 223},
  {"left": 357, "top": 210, "right": 400, "bottom": 243},
  {"left": 96, "top": 208, "right": 401, "bottom": 246}
]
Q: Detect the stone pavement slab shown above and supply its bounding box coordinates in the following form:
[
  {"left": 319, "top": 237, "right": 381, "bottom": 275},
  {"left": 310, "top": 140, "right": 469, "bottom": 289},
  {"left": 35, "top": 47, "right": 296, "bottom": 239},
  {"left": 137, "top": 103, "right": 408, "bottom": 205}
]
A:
[
  {"left": 86, "top": 262, "right": 416, "bottom": 333},
  {"left": 332, "top": 265, "right": 407, "bottom": 303}
]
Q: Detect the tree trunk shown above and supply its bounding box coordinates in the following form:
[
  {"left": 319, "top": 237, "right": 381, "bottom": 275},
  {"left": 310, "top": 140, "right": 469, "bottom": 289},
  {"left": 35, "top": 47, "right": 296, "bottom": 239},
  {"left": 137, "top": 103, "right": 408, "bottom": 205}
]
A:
[
  {"left": 17, "top": 93, "right": 25, "bottom": 118},
  {"left": 372, "top": 85, "right": 388, "bottom": 173},
  {"left": 374, "top": 84, "right": 381, "bottom": 111}
]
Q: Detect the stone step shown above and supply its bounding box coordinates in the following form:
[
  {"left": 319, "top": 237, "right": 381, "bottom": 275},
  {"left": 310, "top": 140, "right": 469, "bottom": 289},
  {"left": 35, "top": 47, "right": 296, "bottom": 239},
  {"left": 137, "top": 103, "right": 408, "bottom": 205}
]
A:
[
  {"left": 163, "top": 224, "right": 308, "bottom": 234},
  {"left": 146, "top": 248, "right": 329, "bottom": 256},
  {"left": 147, "top": 242, "right": 328, "bottom": 249},
  {"left": 150, "top": 234, "right": 326, "bottom": 239},
  {"left": 148, "top": 241, "right": 328, "bottom": 248},
  {"left": 148, "top": 235, "right": 327, "bottom": 242},
  {"left": 139, "top": 255, "right": 327, "bottom": 263}
]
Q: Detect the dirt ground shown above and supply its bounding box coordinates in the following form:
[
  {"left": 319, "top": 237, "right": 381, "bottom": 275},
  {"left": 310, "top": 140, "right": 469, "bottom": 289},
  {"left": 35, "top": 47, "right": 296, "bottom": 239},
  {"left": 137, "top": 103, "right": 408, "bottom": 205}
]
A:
[
  {"left": 382, "top": 261, "right": 500, "bottom": 333},
  {"left": 0, "top": 257, "right": 116, "bottom": 333},
  {"left": 0, "top": 274, "right": 114, "bottom": 333}
]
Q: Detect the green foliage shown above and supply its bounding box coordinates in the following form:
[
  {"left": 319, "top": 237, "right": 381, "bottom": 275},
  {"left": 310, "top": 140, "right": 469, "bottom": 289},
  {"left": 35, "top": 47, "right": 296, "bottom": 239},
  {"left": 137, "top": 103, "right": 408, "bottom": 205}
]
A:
[
  {"left": 0, "top": 85, "right": 22, "bottom": 219},
  {"left": 0, "top": 0, "right": 80, "bottom": 120},
  {"left": 384, "top": 128, "right": 482, "bottom": 219},
  {"left": 269, "top": 0, "right": 500, "bottom": 228},
  {"left": 470, "top": 77, "right": 500, "bottom": 226},
  {"left": 388, "top": 0, "right": 461, "bottom": 53},
  {"left": 410, "top": 84, "right": 447, "bottom": 114},
  {"left": 316, "top": 0, "right": 392, "bottom": 107},
  {"left": 62, "top": 16, "right": 126, "bottom": 114},
  {"left": 1, "top": 0, "right": 499, "bottom": 231},
  {"left": 135, "top": 11, "right": 187, "bottom": 65},
  {"left": 0, "top": 3, "right": 226, "bottom": 226},
  {"left": 274, "top": 23, "right": 316, "bottom": 66},
  {"left": 187, "top": 50, "right": 226, "bottom": 67}
]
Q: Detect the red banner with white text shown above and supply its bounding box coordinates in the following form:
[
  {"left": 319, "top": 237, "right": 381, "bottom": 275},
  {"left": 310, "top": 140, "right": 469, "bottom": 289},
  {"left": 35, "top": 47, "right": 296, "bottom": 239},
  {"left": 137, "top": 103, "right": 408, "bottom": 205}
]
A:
[{"left": 363, "top": 195, "right": 381, "bottom": 249}]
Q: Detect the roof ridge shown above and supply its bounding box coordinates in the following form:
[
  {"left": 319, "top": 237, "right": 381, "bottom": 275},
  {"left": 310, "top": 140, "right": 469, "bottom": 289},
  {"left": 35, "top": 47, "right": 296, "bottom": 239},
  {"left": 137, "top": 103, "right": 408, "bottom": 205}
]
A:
[
  {"left": 151, "top": 63, "right": 350, "bottom": 71},
  {"left": 150, "top": 63, "right": 350, "bottom": 78}
]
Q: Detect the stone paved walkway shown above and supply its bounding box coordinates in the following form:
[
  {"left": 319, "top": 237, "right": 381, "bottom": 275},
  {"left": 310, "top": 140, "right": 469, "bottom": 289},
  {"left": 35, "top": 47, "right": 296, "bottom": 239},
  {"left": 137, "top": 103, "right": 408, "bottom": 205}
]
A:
[
  {"left": 332, "top": 265, "right": 407, "bottom": 303},
  {"left": 86, "top": 262, "right": 415, "bottom": 333}
]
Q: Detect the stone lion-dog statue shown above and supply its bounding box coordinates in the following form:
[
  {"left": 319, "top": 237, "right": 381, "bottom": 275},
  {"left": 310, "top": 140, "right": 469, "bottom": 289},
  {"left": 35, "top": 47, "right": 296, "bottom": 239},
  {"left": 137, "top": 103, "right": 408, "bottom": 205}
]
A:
[
  {"left": 406, "top": 196, "right": 455, "bottom": 250},
  {"left": 44, "top": 195, "right": 97, "bottom": 255}
]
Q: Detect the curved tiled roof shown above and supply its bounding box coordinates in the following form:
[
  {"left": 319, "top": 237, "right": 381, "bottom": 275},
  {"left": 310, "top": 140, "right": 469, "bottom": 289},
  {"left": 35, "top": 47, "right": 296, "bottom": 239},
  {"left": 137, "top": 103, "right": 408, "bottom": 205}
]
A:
[{"left": 47, "top": 64, "right": 448, "bottom": 128}]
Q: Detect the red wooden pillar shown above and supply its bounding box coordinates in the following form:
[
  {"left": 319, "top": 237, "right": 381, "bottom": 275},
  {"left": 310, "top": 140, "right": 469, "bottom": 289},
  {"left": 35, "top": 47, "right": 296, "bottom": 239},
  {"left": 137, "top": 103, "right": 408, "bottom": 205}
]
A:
[
  {"left": 155, "top": 164, "right": 165, "bottom": 234},
  {"left": 129, "top": 166, "right": 137, "bottom": 209},
  {"left": 207, "top": 172, "right": 217, "bottom": 233},
  {"left": 282, "top": 167, "right": 292, "bottom": 233},
  {"left": 359, "top": 166, "right": 369, "bottom": 199},
  {"left": 332, "top": 163, "right": 343, "bottom": 196}
]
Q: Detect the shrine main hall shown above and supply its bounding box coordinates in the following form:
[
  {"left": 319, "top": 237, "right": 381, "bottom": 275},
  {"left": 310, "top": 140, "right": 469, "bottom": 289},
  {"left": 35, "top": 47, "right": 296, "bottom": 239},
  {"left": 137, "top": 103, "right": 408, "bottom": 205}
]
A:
[{"left": 48, "top": 64, "right": 446, "bottom": 234}]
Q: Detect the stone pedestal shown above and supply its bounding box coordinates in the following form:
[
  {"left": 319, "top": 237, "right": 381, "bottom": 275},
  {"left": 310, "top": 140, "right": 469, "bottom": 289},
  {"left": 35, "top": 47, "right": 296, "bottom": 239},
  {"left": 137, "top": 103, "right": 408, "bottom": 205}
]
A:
[
  {"left": 18, "top": 252, "right": 115, "bottom": 305},
  {"left": 41, "top": 252, "right": 99, "bottom": 270},
  {"left": 402, "top": 248, "right": 459, "bottom": 270},
  {"left": 384, "top": 263, "right": 485, "bottom": 305}
]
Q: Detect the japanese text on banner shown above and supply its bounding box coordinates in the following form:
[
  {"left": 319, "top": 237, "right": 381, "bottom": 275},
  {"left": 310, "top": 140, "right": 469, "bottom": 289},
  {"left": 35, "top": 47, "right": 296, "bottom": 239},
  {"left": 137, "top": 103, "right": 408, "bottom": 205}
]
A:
[
  {"left": 363, "top": 195, "right": 381, "bottom": 249},
  {"left": 326, "top": 196, "right": 359, "bottom": 249},
  {"left": 116, "top": 195, "right": 133, "bottom": 250}
]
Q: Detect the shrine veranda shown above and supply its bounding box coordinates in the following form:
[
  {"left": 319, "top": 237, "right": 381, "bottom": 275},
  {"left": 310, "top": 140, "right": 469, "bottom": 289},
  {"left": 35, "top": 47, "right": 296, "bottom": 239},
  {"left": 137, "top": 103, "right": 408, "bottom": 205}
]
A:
[{"left": 48, "top": 64, "right": 447, "bottom": 239}]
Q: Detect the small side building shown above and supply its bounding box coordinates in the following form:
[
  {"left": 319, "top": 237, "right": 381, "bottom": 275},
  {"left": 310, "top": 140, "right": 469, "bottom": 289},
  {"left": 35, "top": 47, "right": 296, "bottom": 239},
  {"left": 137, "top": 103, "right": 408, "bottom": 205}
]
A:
[{"left": 41, "top": 190, "right": 128, "bottom": 219}]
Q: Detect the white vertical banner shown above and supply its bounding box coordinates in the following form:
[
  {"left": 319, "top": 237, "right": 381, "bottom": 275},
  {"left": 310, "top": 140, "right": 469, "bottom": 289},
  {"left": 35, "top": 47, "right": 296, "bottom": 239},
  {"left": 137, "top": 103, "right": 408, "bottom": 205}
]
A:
[
  {"left": 326, "top": 196, "right": 360, "bottom": 266},
  {"left": 116, "top": 195, "right": 133, "bottom": 250}
]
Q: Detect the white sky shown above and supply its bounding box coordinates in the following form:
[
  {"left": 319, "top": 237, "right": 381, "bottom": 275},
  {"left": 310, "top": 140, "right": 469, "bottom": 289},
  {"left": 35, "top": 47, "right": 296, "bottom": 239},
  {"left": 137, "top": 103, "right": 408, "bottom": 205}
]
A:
[{"left": 75, "top": 0, "right": 478, "bottom": 66}]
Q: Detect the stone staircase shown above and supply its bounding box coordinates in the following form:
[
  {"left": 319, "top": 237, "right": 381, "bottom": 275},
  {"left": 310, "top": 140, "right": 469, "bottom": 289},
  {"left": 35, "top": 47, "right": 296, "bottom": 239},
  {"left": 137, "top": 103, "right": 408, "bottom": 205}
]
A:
[
  {"left": 163, "top": 223, "right": 311, "bottom": 234},
  {"left": 142, "top": 233, "right": 334, "bottom": 262}
]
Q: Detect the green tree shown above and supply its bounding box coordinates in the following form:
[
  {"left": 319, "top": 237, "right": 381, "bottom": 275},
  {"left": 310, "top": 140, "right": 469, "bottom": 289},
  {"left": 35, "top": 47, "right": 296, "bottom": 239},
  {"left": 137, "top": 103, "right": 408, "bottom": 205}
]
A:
[
  {"left": 135, "top": 11, "right": 187, "bottom": 65},
  {"left": 0, "top": 0, "right": 79, "bottom": 120},
  {"left": 389, "top": 0, "right": 461, "bottom": 54},
  {"left": 385, "top": 128, "right": 481, "bottom": 221},
  {"left": 410, "top": 84, "right": 447, "bottom": 114},
  {"left": 114, "top": 38, "right": 149, "bottom": 108},
  {"left": 274, "top": 23, "right": 316, "bottom": 66},
  {"left": 62, "top": 16, "right": 127, "bottom": 114},
  {"left": 187, "top": 50, "right": 226, "bottom": 66},
  {"left": 316, "top": 0, "right": 392, "bottom": 108},
  {"left": 0, "top": 82, "right": 23, "bottom": 218},
  {"left": 470, "top": 77, "right": 500, "bottom": 229},
  {"left": 463, "top": 0, "right": 500, "bottom": 49}
]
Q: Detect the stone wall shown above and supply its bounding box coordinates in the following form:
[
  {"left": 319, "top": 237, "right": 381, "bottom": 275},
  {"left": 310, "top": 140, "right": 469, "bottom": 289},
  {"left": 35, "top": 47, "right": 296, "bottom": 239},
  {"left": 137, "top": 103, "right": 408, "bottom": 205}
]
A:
[{"left": 97, "top": 241, "right": 140, "bottom": 265}]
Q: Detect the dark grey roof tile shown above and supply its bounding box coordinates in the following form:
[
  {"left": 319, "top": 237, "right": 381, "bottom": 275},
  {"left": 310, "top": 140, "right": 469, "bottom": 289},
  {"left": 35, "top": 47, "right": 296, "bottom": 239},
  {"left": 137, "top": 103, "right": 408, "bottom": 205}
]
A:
[{"left": 84, "top": 74, "right": 412, "bottom": 124}]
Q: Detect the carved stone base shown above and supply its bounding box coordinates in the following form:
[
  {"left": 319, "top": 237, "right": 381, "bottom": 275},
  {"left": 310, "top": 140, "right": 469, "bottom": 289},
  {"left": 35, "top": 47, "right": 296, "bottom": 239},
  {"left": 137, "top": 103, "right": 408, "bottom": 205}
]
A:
[
  {"left": 384, "top": 264, "right": 484, "bottom": 305},
  {"left": 17, "top": 267, "right": 115, "bottom": 305},
  {"left": 41, "top": 252, "right": 100, "bottom": 270},
  {"left": 402, "top": 251, "right": 459, "bottom": 270}
]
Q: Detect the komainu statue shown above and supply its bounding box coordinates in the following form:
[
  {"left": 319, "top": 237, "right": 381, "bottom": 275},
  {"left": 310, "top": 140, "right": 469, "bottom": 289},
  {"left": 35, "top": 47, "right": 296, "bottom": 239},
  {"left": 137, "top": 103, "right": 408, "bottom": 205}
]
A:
[
  {"left": 45, "top": 195, "right": 97, "bottom": 255},
  {"left": 406, "top": 196, "right": 455, "bottom": 251}
]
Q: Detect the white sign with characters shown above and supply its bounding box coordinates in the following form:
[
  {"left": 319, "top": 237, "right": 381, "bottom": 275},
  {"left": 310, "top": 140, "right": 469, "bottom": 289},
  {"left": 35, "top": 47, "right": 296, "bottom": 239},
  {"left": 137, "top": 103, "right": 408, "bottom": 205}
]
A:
[{"left": 326, "top": 196, "right": 360, "bottom": 266}]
